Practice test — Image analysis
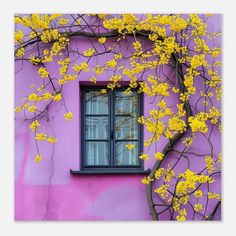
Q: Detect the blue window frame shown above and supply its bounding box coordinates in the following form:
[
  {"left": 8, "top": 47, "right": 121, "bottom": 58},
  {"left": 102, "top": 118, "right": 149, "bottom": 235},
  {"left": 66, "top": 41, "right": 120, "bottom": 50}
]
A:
[{"left": 77, "top": 86, "right": 144, "bottom": 174}]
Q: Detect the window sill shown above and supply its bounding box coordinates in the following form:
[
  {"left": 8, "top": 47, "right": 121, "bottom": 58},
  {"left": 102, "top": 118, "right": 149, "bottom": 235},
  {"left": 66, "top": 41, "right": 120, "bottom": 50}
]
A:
[{"left": 70, "top": 168, "right": 151, "bottom": 175}]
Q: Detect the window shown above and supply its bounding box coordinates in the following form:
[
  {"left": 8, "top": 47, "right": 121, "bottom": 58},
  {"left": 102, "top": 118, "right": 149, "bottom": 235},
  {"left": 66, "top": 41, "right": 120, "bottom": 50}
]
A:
[{"left": 74, "top": 86, "right": 146, "bottom": 174}]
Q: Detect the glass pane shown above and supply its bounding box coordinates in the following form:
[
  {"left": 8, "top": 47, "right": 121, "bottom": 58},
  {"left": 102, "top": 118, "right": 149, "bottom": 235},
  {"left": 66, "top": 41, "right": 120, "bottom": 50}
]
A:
[
  {"left": 85, "top": 117, "right": 108, "bottom": 139},
  {"left": 115, "top": 116, "right": 138, "bottom": 140},
  {"left": 115, "top": 141, "right": 139, "bottom": 166},
  {"left": 115, "top": 91, "right": 138, "bottom": 115},
  {"left": 85, "top": 141, "right": 109, "bottom": 166},
  {"left": 85, "top": 91, "right": 108, "bottom": 114}
]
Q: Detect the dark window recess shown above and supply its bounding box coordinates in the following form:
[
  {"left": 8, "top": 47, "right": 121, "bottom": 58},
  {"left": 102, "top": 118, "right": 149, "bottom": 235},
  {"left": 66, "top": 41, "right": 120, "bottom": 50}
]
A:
[{"left": 70, "top": 86, "right": 149, "bottom": 175}]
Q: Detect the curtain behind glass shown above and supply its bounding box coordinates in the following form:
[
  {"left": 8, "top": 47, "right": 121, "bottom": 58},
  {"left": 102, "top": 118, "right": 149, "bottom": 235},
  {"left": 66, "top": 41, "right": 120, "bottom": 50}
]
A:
[
  {"left": 84, "top": 91, "right": 109, "bottom": 166},
  {"left": 115, "top": 91, "right": 139, "bottom": 166}
]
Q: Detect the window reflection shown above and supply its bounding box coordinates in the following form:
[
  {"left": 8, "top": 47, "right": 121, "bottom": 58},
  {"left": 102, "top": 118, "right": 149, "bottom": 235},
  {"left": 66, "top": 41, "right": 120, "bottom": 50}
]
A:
[
  {"left": 86, "top": 117, "right": 108, "bottom": 139},
  {"left": 85, "top": 141, "right": 109, "bottom": 165},
  {"left": 115, "top": 91, "right": 138, "bottom": 115},
  {"left": 115, "top": 116, "right": 138, "bottom": 140},
  {"left": 115, "top": 142, "right": 138, "bottom": 166},
  {"left": 85, "top": 91, "right": 108, "bottom": 114}
]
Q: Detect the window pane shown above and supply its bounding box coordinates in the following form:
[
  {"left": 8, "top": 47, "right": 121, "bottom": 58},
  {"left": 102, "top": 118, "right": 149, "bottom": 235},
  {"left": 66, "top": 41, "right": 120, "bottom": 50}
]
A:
[
  {"left": 115, "top": 91, "right": 138, "bottom": 115},
  {"left": 115, "top": 141, "right": 139, "bottom": 166},
  {"left": 85, "top": 141, "right": 109, "bottom": 166},
  {"left": 85, "top": 117, "right": 108, "bottom": 139},
  {"left": 85, "top": 91, "right": 108, "bottom": 114},
  {"left": 115, "top": 116, "right": 138, "bottom": 140}
]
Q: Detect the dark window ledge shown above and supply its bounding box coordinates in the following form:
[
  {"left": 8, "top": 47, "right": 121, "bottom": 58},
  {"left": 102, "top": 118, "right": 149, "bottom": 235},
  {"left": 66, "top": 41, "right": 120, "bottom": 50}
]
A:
[{"left": 70, "top": 168, "right": 151, "bottom": 175}]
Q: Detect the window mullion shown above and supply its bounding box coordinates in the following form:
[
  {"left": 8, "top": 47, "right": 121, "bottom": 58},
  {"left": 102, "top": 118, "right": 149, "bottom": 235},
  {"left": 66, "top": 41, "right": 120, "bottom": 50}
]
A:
[{"left": 110, "top": 90, "right": 114, "bottom": 167}]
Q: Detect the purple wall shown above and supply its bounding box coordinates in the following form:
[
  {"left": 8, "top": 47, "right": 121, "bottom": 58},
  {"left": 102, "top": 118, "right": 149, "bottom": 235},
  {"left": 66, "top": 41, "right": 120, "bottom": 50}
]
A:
[{"left": 15, "top": 14, "right": 221, "bottom": 220}]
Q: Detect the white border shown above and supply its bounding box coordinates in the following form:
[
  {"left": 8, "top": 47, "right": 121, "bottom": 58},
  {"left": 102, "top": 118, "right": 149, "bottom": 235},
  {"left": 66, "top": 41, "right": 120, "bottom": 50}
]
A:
[{"left": 0, "top": 1, "right": 235, "bottom": 236}]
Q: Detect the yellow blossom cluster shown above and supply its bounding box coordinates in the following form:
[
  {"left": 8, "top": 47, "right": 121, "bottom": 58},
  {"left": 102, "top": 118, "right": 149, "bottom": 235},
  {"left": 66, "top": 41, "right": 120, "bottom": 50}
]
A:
[
  {"left": 35, "top": 132, "right": 58, "bottom": 143},
  {"left": 154, "top": 152, "right": 164, "bottom": 161},
  {"left": 168, "top": 116, "right": 187, "bottom": 133},
  {"left": 29, "top": 120, "right": 40, "bottom": 131},
  {"left": 98, "top": 37, "right": 106, "bottom": 44},
  {"left": 141, "top": 176, "right": 154, "bottom": 185},
  {"left": 205, "top": 156, "right": 215, "bottom": 173},
  {"left": 64, "top": 112, "right": 74, "bottom": 121},
  {"left": 188, "top": 112, "right": 209, "bottom": 133},
  {"left": 34, "top": 154, "right": 43, "bottom": 163},
  {"left": 208, "top": 192, "right": 221, "bottom": 200},
  {"left": 38, "top": 67, "right": 49, "bottom": 79},
  {"left": 126, "top": 143, "right": 135, "bottom": 150},
  {"left": 176, "top": 208, "right": 187, "bottom": 221},
  {"left": 154, "top": 184, "right": 169, "bottom": 199},
  {"left": 73, "top": 62, "right": 90, "bottom": 73},
  {"left": 139, "top": 153, "right": 149, "bottom": 161},
  {"left": 14, "top": 30, "right": 24, "bottom": 43},
  {"left": 41, "top": 29, "right": 59, "bottom": 43},
  {"left": 194, "top": 204, "right": 203, "bottom": 212},
  {"left": 83, "top": 48, "right": 95, "bottom": 57},
  {"left": 176, "top": 169, "right": 214, "bottom": 198}
]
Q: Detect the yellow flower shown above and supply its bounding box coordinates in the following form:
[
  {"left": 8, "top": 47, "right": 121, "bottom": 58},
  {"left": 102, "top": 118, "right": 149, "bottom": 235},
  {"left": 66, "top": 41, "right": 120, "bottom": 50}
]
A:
[
  {"left": 64, "top": 112, "right": 74, "bottom": 121},
  {"left": 35, "top": 133, "right": 47, "bottom": 141},
  {"left": 148, "top": 33, "right": 158, "bottom": 41},
  {"left": 126, "top": 143, "right": 135, "bottom": 150},
  {"left": 194, "top": 204, "right": 203, "bottom": 212},
  {"left": 15, "top": 106, "right": 23, "bottom": 112},
  {"left": 58, "top": 17, "right": 69, "bottom": 25},
  {"left": 154, "top": 184, "right": 169, "bottom": 199},
  {"left": 205, "top": 156, "right": 214, "bottom": 173},
  {"left": 190, "top": 54, "right": 207, "bottom": 69},
  {"left": 194, "top": 190, "right": 203, "bottom": 198},
  {"left": 28, "top": 93, "right": 38, "bottom": 102},
  {"left": 218, "top": 153, "right": 222, "bottom": 163},
  {"left": 105, "top": 59, "right": 117, "bottom": 68},
  {"left": 16, "top": 47, "right": 25, "bottom": 57},
  {"left": 176, "top": 215, "right": 186, "bottom": 221},
  {"left": 188, "top": 113, "right": 208, "bottom": 133},
  {"left": 212, "top": 47, "right": 221, "bottom": 58},
  {"left": 28, "top": 105, "right": 37, "bottom": 113},
  {"left": 98, "top": 37, "right": 106, "bottom": 44},
  {"left": 14, "top": 30, "right": 24, "bottom": 43},
  {"left": 38, "top": 67, "right": 49, "bottom": 78},
  {"left": 155, "top": 168, "right": 166, "bottom": 179},
  {"left": 89, "top": 76, "right": 97, "bottom": 84},
  {"left": 139, "top": 153, "right": 149, "bottom": 160},
  {"left": 208, "top": 192, "right": 221, "bottom": 200},
  {"left": 133, "top": 41, "right": 142, "bottom": 51},
  {"left": 157, "top": 100, "right": 166, "bottom": 109},
  {"left": 141, "top": 176, "right": 154, "bottom": 185},
  {"left": 152, "top": 83, "right": 170, "bottom": 96},
  {"left": 47, "top": 136, "right": 58, "bottom": 143},
  {"left": 168, "top": 116, "right": 187, "bottom": 133},
  {"left": 30, "top": 56, "right": 41, "bottom": 65},
  {"left": 100, "top": 89, "right": 107, "bottom": 94},
  {"left": 53, "top": 93, "right": 62, "bottom": 102},
  {"left": 34, "top": 154, "right": 42, "bottom": 163},
  {"left": 29, "top": 120, "right": 40, "bottom": 131},
  {"left": 172, "top": 87, "right": 180, "bottom": 93},
  {"left": 40, "top": 29, "right": 59, "bottom": 43},
  {"left": 154, "top": 152, "right": 164, "bottom": 161},
  {"left": 43, "top": 92, "right": 52, "bottom": 101},
  {"left": 83, "top": 48, "right": 95, "bottom": 57},
  {"left": 182, "top": 136, "right": 194, "bottom": 147},
  {"left": 80, "top": 62, "right": 90, "bottom": 72}
]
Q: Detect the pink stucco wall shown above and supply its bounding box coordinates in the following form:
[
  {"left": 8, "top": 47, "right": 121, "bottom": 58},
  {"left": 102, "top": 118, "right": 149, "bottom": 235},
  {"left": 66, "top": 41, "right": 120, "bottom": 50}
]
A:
[{"left": 15, "top": 14, "right": 221, "bottom": 220}]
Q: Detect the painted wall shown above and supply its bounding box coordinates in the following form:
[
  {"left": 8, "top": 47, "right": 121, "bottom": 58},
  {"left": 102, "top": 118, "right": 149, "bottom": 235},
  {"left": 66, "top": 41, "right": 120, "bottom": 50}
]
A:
[{"left": 15, "top": 14, "right": 221, "bottom": 220}]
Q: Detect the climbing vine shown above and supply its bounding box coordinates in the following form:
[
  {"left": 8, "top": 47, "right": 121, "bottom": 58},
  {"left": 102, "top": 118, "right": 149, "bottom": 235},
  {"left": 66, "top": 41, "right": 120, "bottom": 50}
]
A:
[{"left": 15, "top": 14, "right": 222, "bottom": 221}]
